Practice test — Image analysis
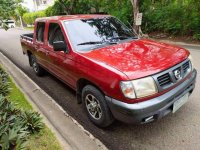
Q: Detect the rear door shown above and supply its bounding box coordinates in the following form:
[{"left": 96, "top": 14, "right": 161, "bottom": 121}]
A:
[{"left": 34, "top": 21, "right": 49, "bottom": 69}]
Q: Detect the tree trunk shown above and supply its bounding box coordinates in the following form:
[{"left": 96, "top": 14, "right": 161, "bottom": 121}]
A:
[
  {"left": 131, "top": 0, "right": 139, "bottom": 34},
  {"left": 19, "top": 16, "right": 24, "bottom": 29}
]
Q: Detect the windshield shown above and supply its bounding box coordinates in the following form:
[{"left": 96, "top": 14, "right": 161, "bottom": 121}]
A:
[{"left": 64, "top": 17, "right": 137, "bottom": 52}]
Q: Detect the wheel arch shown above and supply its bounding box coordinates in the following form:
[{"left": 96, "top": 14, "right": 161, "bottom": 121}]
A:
[
  {"left": 27, "top": 50, "right": 33, "bottom": 66},
  {"left": 76, "top": 78, "right": 105, "bottom": 104}
]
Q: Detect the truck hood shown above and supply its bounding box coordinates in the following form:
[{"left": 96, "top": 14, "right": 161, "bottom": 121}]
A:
[{"left": 81, "top": 39, "right": 189, "bottom": 79}]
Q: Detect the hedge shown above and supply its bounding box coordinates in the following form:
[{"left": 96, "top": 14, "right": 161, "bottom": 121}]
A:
[{"left": 23, "top": 11, "right": 46, "bottom": 25}]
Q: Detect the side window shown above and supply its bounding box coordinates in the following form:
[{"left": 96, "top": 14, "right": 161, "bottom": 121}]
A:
[
  {"left": 36, "top": 22, "right": 45, "bottom": 42},
  {"left": 48, "top": 23, "right": 65, "bottom": 46}
]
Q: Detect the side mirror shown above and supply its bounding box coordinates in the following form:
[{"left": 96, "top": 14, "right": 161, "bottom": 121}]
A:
[{"left": 53, "top": 41, "right": 67, "bottom": 52}]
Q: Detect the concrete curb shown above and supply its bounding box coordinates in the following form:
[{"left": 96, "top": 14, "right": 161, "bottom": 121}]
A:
[{"left": 0, "top": 52, "right": 107, "bottom": 150}]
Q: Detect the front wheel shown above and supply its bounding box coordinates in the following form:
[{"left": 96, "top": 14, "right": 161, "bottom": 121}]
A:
[
  {"left": 82, "top": 85, "right": 114, "bottom": 127},
  {"left": 30, "top": 55, "right": 45, "bottom": 76}
]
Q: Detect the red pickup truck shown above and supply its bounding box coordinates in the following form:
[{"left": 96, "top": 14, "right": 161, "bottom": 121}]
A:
[{"left": 20, "top": 15, "right": 197, "bottom": 127}]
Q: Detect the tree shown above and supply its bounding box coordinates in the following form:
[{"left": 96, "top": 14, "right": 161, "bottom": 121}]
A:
[
  {"left": 57, "top": 0, "right": 77, "bottom": 15},
  {"left": 15, "top": 5, "right": 28, "bottom": 17},
  {"left": 0, "top": 0, "right": 21, "bottom": 30},
  {"left": 130, "top": 0, "right": 140, "bottom": 35},
  {"left": 46, "top": 0, "right": 68, "bottom": 16},
  {"left": 13, "top": 5, "right": 28, "bottom": 28}
]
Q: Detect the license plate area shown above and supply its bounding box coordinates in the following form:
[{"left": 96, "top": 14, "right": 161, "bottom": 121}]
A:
[{"left": 173, "top": 93, "right": 189, "bottom": 113}]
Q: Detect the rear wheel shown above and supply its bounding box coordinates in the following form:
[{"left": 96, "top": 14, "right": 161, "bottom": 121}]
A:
[
  {"left": 30, "top": 54, "right": 45, "bottom": 76},
  {"left": 82, "top": 85, "right": 114, "bottom": 127}
]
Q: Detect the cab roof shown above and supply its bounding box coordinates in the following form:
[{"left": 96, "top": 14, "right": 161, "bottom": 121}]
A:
[{"left": 35, "top": 14, "right": 110, "bottom": 22}]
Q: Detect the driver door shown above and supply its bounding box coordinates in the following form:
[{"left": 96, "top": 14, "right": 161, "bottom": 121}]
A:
[{"left": 45, "top": 22, "right": 74, "bottom": 86}]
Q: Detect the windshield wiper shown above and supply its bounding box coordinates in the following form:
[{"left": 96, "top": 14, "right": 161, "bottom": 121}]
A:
[
  {"left": 109, "top": 36, "right": 138, "bottom": 40},
  {"left": 77, "top": 41, "right": 104, "bottom": 45}
]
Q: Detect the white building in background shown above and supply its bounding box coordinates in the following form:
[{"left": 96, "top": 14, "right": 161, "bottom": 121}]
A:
[
  {"left": 33, "top": 0, "right": 55, "bottom": 11},
  {"left": 22, "top": 0, "right": 55, "bottom": 12}
]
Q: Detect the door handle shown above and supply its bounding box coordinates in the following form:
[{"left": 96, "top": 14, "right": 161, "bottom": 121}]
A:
[
  {"left": 34, "top": 45, "right": 38, "bottom": 49},
  {"left": 46, "top": 51, "right": 50, "bottom": 55}
]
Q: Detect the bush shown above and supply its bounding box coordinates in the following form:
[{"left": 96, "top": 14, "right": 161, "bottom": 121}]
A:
[
  {"left": 141, "top": 1, "right": 200, "bottom": 37},
  {"left": 23, "top": 11, "right": 46, "bottom": 25},
  {"left": 0, "top": 67, "right": 10, "bottom": 96},
  {"left": 21, "top": 111, "right": 44, "bottom": 134},
  {"left": 193, "top": 34, "right": 200, "bottom": 40},
  {"left": 0, "top": 67, "right": 44, "bottom": 150},
  {"left": 0, "top": 95, "right": 44, "bottom": 150}
]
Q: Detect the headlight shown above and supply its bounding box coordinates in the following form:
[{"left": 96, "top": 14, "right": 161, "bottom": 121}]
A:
[
  {"left": 120, "top": 77, "right": 158, "bottom": 99},
  {"left": 132, "top": 77, "right": 158, "bottom": 98},
  {"left": 188, "top": 54, "right": 194, "bottom": 70},
  {"left": 120, "top": 81, "right": 136, "bottom": 99}
]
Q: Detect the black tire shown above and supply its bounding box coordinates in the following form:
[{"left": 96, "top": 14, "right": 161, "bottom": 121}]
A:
[
  {"left": 82, "top": 85, "right": 114, "bottom": 127},
  {"left": 30, "top": 54, "right": 45, "bottom": 76}
]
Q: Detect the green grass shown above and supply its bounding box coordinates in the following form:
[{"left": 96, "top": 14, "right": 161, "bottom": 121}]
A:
[
  {"left": 25, "top": 27, "right": 34, "bottom": 31},
  {"left": 27, "top": 127, "right": 61, "bottom": 150},
  {"left": 8, "top": 78, "right": 33, "bottom": 111},
  {"left": 7, "top": 76, "right": 62, "bottom": 150}
]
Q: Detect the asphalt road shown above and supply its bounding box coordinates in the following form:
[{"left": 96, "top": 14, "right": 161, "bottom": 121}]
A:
[{"left": 0, "top": 28, "right": 200, "bottom": 150}]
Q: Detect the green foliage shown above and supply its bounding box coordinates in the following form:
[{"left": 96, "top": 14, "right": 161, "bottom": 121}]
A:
[
  {"left": 45, "top": 0, "right": 132, "bottom": 25},
  {"left": 12, "top": 4, "right": 28, "bottom": 21},
  {"left": 101, "top": 0, "right": 132, "bottom": 24},
  {"left": 0, "top": 67, "right": 10, "bottom": 96},
  {"left": 0, "top": 67, "right": 44, "bottom": 150},
  {"left": 23, "top": 11, "right": 46, "bottom": 25},
  {"left": 0, "top": 96, "right": 28, "bottom": 150},
  {"left": 0, "top": 0, "right": 21, "bottom": 30},
  {"left": 43, "top": 0, "right": 200, "bottom": 39},
  {"left": 141, "top": 0, "right": 200, "bottom": 37},
  {"left": 0, "top": 0, "right": 21, "bottom": 19},
  {"left": 193, "top": 34, "right": 200, "bottom": 40},
  {"left": 8, "top": 77, "right": 33, "bottom": 111},
  {"left": 16, "top": 5, "right": 28, "bottom": 17},
  {"left": 21, "top": 111, "right": 44, "bottom": 134},
  {"left": 45, "top": 1, "right": 66, "bottom": 16},
  {"left": 45, "top": 0, "right": 90, "bottom": 16},
  {"left": 0, "top": 95, "right": 44, "bottom": 150},
  {"left": 0, "top": 66, "right": 61, "bottom": 150},
  {"left": 0, "top": 82, "right": 10, "bottom": 97}
]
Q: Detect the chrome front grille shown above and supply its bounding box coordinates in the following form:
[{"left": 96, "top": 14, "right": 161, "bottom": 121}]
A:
[
  {"left": 157, "top": 73, "right": 172, "bottom": 87},
  {"left": 182, "top": 61, "right": 190, "bottom": 74},
  {"left": 153, "top": 59, "right": 192, "bottom": 91}
]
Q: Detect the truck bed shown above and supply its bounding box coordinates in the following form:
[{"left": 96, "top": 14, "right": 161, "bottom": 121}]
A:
[
  {"left": 20, "top": 33, "right": 34, "bottom": 55},
  {"left": 20, "top": 33, "right": 34, "bottom": 43}
]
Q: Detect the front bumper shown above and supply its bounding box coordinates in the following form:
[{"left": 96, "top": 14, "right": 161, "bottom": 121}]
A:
[{"left": 106, "top": 69, "right": 197, "bottom": 124}]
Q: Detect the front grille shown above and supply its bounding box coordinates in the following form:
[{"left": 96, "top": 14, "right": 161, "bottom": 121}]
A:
[
  {"left": 154, "top": 59, "right": 191, "bottom": 90},
  {"left": 157, "top": 73, "right": 172, "bottom": 87},
  {"left": 182, "top": 61, "right": 190, "bottom": 74}
]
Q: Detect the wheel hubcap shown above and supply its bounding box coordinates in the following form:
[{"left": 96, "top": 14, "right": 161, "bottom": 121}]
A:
[
  {"left": 85, "top": 94, "right": 102, "bottom": 120},
  {"left": 32, "top": 58, "right": 38, "bottom": 72}
]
